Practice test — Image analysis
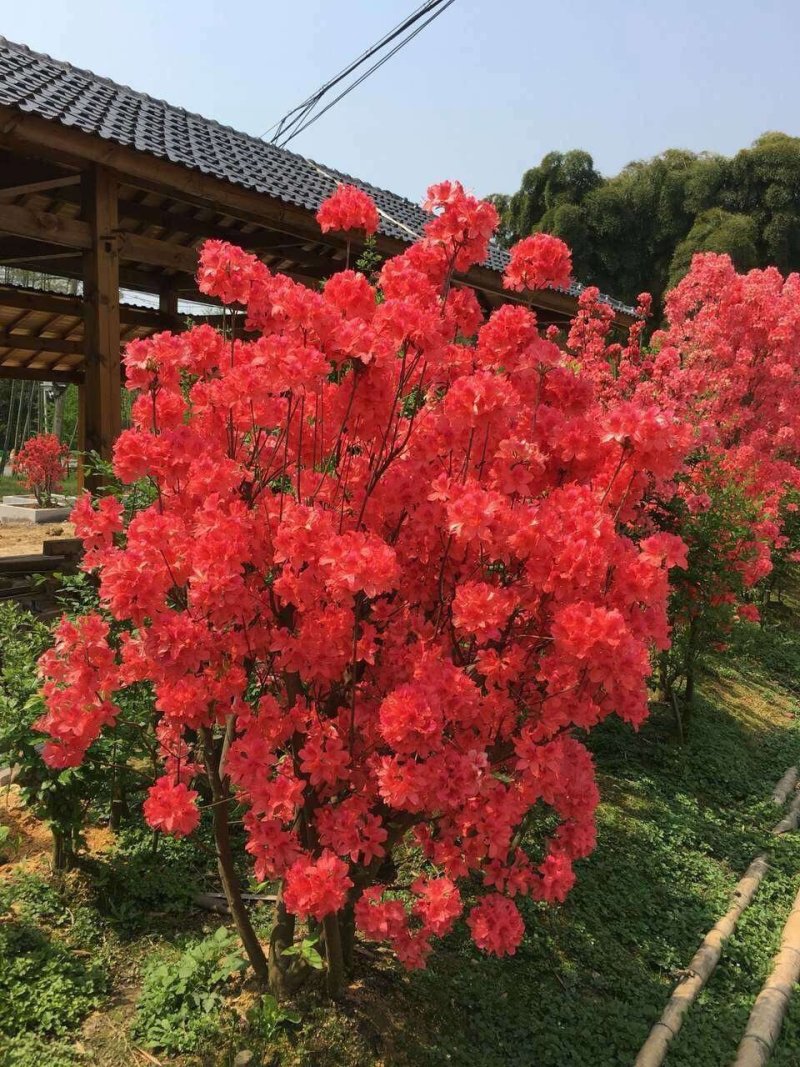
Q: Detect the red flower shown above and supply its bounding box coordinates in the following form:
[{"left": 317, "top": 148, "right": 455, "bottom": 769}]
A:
[
  {"left": 316, "top": 184, "right": 379, "bottom": 236},
  {"left": 143, "top": 777, "right": 200, "bottom": 838},
  {"left": 503, "top": 233, "right": 572, "bottom": 292},
  {"left": 466, "top": 895, "right": 525, "bottom": 956},
  {"left": 283, "top": 850, "right": 353, "bottom": 921}
]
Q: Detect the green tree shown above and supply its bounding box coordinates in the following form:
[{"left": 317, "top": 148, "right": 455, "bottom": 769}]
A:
[
  {"left": 668, "top": 208, "right": 759, "bottom": 290},
  {"left": 494, "top": 134, "right": 800, "bottom": 314}
]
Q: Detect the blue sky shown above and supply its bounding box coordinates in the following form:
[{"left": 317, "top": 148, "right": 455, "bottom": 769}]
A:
[{"left": 3, "top": 0, "right": 799, "bottom": 204}]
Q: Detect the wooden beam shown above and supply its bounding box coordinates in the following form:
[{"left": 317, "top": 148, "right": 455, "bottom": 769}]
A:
[
  {"left": 82, "top": 166, "right": 121, "bottom": 464},
  {"left": 0, "top": 109, "right": 372, "bottom": 257},
  {"left": 0, "top": 108, "right": 630, "bottom": 325},
  {"left": 0, "top": 200, "right": 91, "bottom": 249},
  {"left": 159, "top": 284, "right": 180, "bottom": 333},
  {"left": 0, "top": 174, "right": 82, "bottom": 198},
  {"left": 0, "top": 284, "right": 165, "bottom": 329},
  {"left": 76, "top": 382, "right": 86, "bottom": 491},
  {"left": 0, "top": 364, "right": 82, "bottom": 383},
  {"left": 117, "top": 231, "right": 198, "bottom": 274},
  {"left": 0, "top": 200, "right": 202, "bottom": 274},
  {"left": 0, "top": 331, "right": 83, "bottom": 354}
]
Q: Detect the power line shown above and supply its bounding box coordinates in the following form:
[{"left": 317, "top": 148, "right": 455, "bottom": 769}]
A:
[
  {"left": 277, "top": 1, "right": 456, "bottom": 148},
  {"left": 263, "top": 1, "right": 440, "bottom": 143},
  {"left": 262, "top": 1, "right": 447, "bottom": 144},
  {"left": 263, "top": 0, "right": 455, "bottom": 148}
]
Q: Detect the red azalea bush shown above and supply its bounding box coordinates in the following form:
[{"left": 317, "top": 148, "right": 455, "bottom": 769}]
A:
[
  {"left": 652, "top": 256, "right": 800, "bottom": 699},
  {"left": 564, "top": 256, "right": 800, "bottom": 705},
  {"left": 37, "top": 180, "right": 691, "bottom": 996},
  {"left": 13, "top": 432, "right": 69, "bottom": 506}
]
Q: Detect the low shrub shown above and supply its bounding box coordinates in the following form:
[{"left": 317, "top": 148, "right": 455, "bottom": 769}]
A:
[{"left": 132, "top": 927, "right": 247, "bottom": 1053}]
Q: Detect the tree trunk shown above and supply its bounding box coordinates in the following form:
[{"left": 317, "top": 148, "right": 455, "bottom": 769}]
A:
[
  {"left": 109, "top": 779, "right": 128, "bottom": 831},
  {"left": 683, "top": 614, "right": 700, "bottom": 711},
  {"left": 201, "top": 728, "right": 269, "bottom": 986},
  {"left": 684, "top": 668, "right": 695, "bottom": 706},
  {"left": 52, "top": 387, "right": 66, "bottom": 441},
  {"left": 51, "top": 828, "right": 75, "bottom": 871},
  {"left": 340, "top": 903, "right": 356, "bottom": 974},
  {"left": 268, "top": 889, "right": 310, "bottom": 997},
  {"left": 323, "top": 912, "right": 346, "bottom": 1001}
]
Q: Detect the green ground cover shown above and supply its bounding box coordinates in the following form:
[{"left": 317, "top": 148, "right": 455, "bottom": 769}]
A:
[{"left": 1, "top": 598, "right": 799, "bottom": 1066}]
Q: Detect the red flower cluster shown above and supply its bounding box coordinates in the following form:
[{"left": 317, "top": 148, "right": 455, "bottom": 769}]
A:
[
  {"left": 13, "top": 432, "right": 69, "bottom": 506},
  {"left": 40, "top": 179, "right": 691, "bottom": 971},
  {"left": 503, "top": 233, "right": 573, "bottom": 293},
  {"left": 143, "top": 777, "right": 200, "bottom": 837},
  {"left": 316, "top": 183, "right": 380, "bottom": 236}
]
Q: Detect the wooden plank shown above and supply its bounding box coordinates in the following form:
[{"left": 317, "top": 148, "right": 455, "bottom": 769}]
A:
[
  {"left": 0, "top": 174, "right": 82, "bottom": 198},
  {"left": 117, "top": 231, "right": 198, "bottom": 274},
  {"left": 42, "top": 537, "right": 83, "bottom": 558},
  {"left": 0, "top": 554, "right": 66, "bottom": 575},
  {"left": 0, "top": 330, "right": 82, "bottom": 354},
  {"left": 0, "top": 250, "right": 80, "bottom": 266},
  {"left": 0, "top": 285, "right": 166, "bottom": 329},
  {"left": 0, "top": 286, "right": 80, "bottom": 316},
  {"left": 0, "top": 365, "right": 83, "bottom": 383},
  {"left": 0, "top": 199, "right": 91, "bottom": 248},
  {"left": 82, "top": 166, "right": 121, "bottom": 467}
]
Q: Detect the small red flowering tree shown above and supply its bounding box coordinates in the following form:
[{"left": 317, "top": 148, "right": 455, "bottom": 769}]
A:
[
  {"left": 37, "top": 182, "right": 688, "bottom": 997},
  {"left": 13, "top": 432, "right": 69, "bottom": 506}
]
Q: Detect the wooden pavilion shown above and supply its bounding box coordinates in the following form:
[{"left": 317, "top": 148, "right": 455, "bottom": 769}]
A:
[{"left": 0, "top": 37, "right": 635, "bottom": 469}]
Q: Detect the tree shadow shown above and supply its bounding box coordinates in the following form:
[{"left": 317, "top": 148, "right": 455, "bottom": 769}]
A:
[{"left": 340, "top": 678, "right": 800, "bottom": 1067}]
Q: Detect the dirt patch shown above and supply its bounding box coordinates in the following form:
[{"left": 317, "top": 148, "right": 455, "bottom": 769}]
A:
[
  {"left": 0, "top": 786, "right": 115, "bottom": 880},
  {"left": 0, "top": 785, "right": 53, "bottom": 878},
  {"left": 0, "top": 521, "right": 75, "bottom": 556}
]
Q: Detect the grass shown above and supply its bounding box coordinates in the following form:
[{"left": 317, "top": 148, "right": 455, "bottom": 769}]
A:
[
  {"left": 1, "top": 597, "right": 799, "bottom": 1065},
  {"left": 0, "top": 472, "right": 79, "bottom": 498}
]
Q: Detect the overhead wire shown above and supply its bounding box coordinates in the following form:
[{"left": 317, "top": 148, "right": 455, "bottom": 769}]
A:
[
  {"left": 276, "top": 0, "right": 456, "bottom": 147},
  {"left": 262, "top": 0, "right": 446, "bottom": 143},
  {"left": 262, "top": 0, "right": 455, "bottom": 147}
]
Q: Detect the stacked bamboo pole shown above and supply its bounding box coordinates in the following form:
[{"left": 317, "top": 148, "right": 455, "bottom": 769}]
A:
[
  {"left": 733, "top": 882, "right": 800, "bottom": 1066},
  {"left": 634, "top": 768, "right": 799, "bottom": 1067}
]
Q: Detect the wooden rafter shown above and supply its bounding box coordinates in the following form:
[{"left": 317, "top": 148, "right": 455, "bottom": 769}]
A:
[
  {"left": 0, "top": 365, "right": 83, "bottom": 383},
  {"left": 0, "top": 174, "right": 81, "bottom": 198},
  {"left": 0, "top": 330, "right": 82, "bottom": 354}
]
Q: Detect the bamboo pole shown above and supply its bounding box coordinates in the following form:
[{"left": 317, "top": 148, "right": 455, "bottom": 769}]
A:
[
  {"left": 772, "top": 788, "right": 800, "bottom": 836},
  {"left": 733, "top": 882, "right": 800, "bottom": 1066},
  {"left": 634, "top": 855, "right": 770, "bottom": 1067},
  {"left": 771, "top": 767, "right": 797, "bottom": 806},
  {"left": 634, "top": 774, "right": 800, "bottom": 1067}
]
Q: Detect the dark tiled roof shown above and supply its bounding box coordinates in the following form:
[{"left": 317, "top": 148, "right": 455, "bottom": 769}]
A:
[{"left": 0, "top": 37, "right": 634, "bottom": 315}]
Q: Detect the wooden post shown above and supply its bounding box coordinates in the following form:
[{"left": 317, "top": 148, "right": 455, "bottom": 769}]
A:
[
  {"left": 159, "top": 283, "right": 180, "bottom": 333},
  {"left": 82, "top": 166, "right": 121, "bottom": 488}
]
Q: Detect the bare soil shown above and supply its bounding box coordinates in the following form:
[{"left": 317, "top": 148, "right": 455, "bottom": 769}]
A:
[
  {"left": 0, "top": 786, "right": 112, "bottom": 880},
  {"left": 0, "top": 521, "right": 75, "bottom": 556}
]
